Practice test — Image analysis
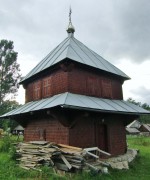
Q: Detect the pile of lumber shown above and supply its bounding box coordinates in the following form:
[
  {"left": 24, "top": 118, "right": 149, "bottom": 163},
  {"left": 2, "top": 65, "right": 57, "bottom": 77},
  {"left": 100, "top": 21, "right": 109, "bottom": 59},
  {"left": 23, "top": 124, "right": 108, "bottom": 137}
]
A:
[{"left": 15, "top": 141, "right": 110, "bottom": 173}]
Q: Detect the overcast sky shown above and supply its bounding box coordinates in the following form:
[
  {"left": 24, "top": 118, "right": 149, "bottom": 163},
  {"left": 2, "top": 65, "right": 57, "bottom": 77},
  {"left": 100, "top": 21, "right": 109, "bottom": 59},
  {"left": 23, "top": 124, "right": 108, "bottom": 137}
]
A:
[{"left": 1, "top": 0, "right": 150, "bottom": 104}]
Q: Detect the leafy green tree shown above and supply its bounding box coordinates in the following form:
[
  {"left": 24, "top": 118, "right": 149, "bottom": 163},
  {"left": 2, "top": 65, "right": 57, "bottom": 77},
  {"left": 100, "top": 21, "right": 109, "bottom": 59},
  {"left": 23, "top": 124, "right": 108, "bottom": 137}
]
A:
[
  {"left": 127, "top": 98, "right": 142, "bottom": 107},
  {"left": 0, "top": 39, "right": 21, "bottom": 104},
  {"left": 0, "top": 39, "right": 22, "bottom": 130},
  {"left": 0, "top": 100, "right": 20, "bottom": 115},
  {"left": 0, "top": 100, "right": 21, "bottom": 130},
  {"left": 141, "top": 103, "right": 150, "bottom": 111}
]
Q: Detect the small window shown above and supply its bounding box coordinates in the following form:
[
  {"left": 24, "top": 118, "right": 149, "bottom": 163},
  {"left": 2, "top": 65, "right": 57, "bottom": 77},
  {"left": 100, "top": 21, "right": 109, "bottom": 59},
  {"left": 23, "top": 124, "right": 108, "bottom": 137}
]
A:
[
  {"left": 43, "top": 77, "right": 52, "bottom": 97},
  {"left": 33, "top": 81, "right": 41, "bottom": 100}
]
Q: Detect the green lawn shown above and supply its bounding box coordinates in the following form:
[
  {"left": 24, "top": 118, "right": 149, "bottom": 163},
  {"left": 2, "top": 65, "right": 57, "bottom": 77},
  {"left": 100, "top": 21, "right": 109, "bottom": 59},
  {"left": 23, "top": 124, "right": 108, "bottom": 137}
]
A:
[
  {"left": 0, "top": 135, "right": 150, "bottom": 180},
  {"left": 103, "top": 136, "right": 150, "bottom": 180}
]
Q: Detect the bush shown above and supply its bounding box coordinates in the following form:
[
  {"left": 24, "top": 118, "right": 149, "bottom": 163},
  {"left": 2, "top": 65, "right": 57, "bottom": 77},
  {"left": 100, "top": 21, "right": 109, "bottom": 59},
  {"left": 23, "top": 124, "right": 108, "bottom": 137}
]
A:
[
  {"left": 0, "top": 135, "right": 18, "bottom": 161},
  {"left": 0, "top": 135, "right": 13, "bottom": 152}
]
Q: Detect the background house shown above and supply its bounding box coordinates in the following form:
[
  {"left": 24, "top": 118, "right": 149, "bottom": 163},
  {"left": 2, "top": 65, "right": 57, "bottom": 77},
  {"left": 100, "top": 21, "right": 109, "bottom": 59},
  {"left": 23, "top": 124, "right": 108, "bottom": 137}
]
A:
[
  {"left": 12, "top": 125, "right": 24, "bottom": 135},
  {"left": 126, "top": 120, "right": 150, "bottom": 136},
  {"left": 126, "top": 127, "right": 140, "bottom": 135}
]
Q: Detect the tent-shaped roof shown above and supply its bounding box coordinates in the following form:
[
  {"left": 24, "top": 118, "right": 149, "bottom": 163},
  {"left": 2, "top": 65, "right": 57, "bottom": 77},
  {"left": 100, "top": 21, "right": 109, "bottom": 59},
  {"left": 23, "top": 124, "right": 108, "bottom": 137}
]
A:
[
  {"left": 0, "top": 93, "right": 149, "bottom": 119},
  {"left": 140, "top": 124, "right": 150, "bottom": 132},
  {"left": 127, "top": 120, "right": 141, "bottom": 129},
  {"left": 20, "top": 33, "right": 130, "bottom": 83},
  {"left": 14, "top": 125, "right": 24, "bottom": 131}
]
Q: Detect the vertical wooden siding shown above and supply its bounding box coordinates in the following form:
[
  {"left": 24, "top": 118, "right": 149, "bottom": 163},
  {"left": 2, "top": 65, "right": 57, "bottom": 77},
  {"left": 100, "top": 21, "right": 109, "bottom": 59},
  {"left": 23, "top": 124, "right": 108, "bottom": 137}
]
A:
[
  {"left": 33, "top": 80, "right": 42, "bottom": 100},
  {"left": 25, "top": 67, "right": 123, "bottom": 102},
  {"left": 25, "top": 69, "right": 68, "bottom": 102},
  {"left": 68, "top": 68, "right": 123, "bottom": 99}
]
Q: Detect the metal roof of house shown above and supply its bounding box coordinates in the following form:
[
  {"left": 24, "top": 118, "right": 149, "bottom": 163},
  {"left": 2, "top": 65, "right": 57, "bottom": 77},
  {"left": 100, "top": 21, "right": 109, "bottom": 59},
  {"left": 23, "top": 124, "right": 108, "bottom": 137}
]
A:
[
  {"left": 14, "top": 125, "right": 24, "bottom": 131},
  {"left": 20, "top": 33, "right": 130, "bottom": 83},
  {"left": 126, "top": 120, "right": 141, "bottom": 129},
  {"left": 0, "top": 93, "right": 149, "bottom": 118},
  {"left": 126, "top": 127, "right": 140, "bottom": 134},
  {"left": 141, "top": 124, "right": 150, "bottom": 132}
]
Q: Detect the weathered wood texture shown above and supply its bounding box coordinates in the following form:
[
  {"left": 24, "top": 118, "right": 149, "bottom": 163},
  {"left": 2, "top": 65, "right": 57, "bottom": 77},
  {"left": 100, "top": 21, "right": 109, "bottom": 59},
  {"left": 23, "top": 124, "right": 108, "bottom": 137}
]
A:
[
  {"left": 24, "top": 118, "right": 69, "bottom": 144},
  {"left": 24, "top": 114, "right": 127, "bottom": 156},
  {"left": 16, "top": 141, "right": 109, "bottom": 173},
  {"left": 25, "top": 66, "right": 123, "bottom": 103},
  {"left": 25, "top": 69, "right": 68, "bottom": 102}
]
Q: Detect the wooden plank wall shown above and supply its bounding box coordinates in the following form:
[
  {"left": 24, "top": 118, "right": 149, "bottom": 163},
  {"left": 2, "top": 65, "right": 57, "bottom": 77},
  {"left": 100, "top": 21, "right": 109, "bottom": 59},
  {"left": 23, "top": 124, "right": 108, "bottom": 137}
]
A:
[{"left": 25, "top": 66, "right": 123, "bottom": 102}]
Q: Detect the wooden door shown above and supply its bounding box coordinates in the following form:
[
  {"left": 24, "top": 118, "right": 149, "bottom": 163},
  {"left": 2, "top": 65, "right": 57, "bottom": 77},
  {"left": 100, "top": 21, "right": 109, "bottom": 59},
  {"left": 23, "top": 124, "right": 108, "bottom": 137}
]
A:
[{"left": 95, "top": 124, "right": 107, "bottom": 151}]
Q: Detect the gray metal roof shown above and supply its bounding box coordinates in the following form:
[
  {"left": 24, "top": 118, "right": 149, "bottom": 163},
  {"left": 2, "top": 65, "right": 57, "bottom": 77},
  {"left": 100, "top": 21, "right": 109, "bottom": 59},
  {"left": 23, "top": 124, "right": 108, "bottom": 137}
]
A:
[
  {"left": 14, "top": 125, "right": 24, "bottom": 131},
  {"left": 127, "top": 120, "right": 141, "bottom": 128},
  {"left": 141, "top": 124, "right": 150, "bottom": 132},
  {"left": 126, "top": 127, "right": 140, "bottom": 133},
  {"left": 21, "top": 33, "right": 130, "bottom": 83},
  {"left": 0, "top": 93, "right": 149, "bottom": 118}
]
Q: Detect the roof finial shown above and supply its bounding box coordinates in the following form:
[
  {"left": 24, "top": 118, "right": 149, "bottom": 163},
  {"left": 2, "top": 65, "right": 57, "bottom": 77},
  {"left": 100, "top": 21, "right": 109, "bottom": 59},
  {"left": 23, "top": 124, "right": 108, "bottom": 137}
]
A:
[
  {"left": 66, "top": 7, "right": 75, "bottom": 34},
  {"left": 69, "top": 6, "right": 72, "bottom": 24}
]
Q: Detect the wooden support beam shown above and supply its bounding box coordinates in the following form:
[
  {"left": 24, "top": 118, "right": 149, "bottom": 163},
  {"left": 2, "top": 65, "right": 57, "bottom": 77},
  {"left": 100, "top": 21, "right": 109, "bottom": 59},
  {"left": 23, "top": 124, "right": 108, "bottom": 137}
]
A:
[
  {"left": 60, "top": 155, "right": 72, "bottom": 169},
  {"left": 84, "top": 147, "right": 111, "bottom": 156},
  {"left": 84, "top": 151, "right": 99, "bottom": 159},
  {"left": 58, "top": 144, "right": 82, "bottom": 151}
]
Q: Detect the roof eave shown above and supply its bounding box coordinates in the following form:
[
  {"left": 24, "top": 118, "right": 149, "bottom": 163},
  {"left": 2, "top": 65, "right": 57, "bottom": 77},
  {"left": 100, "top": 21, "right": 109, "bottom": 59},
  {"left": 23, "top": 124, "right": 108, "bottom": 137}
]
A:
[
  {"left": 20, "top": 58, "right": 130, "bottom": 85},
  {"left": 61, "top": 104, "right": 146, "bottom": 116}
]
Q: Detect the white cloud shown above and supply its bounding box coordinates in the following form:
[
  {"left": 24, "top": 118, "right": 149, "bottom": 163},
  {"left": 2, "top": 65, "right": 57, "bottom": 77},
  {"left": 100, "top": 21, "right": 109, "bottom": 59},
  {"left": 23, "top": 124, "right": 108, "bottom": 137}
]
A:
[{"left": 117, "top": 60, "right": 150, "bottom": 104}]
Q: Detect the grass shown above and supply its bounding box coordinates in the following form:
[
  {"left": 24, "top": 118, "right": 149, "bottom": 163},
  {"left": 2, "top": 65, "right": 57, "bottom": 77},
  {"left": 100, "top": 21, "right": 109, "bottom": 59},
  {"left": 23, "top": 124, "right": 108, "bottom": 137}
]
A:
[
  {"left": 0, "top": 135, "right": 150, "bottom": 179},
  {"left": 0, "top": 153, "right": 59, "bottom": 180},
  {"left": 0, "top": 152, "right": 64, "bottom": 180},
  {"left": 0, "top": 136, "right": 63, "bottom": 180}
]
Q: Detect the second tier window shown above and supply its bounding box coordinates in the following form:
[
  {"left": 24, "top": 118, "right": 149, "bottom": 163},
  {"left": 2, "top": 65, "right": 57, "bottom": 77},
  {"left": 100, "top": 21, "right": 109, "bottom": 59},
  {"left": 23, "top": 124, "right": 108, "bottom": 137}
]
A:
[
  {"left": 43, "top": 77, "right": 52, "bottom": 97},
  {"left": 33, "top": 81, "right": 41, "bottom": 100}
]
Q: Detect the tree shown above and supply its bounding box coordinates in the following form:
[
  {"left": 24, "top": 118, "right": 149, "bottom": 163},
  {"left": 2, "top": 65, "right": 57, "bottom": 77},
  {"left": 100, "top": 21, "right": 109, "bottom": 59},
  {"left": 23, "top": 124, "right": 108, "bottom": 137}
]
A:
[
  {"left": 141, "top": 103, "right": 150, "bottom": 111},
  {"left": 0, "top": 40, "right": 21, "bottom": 104},
  {"left": 0, "top": 100, "right": 20, "bottom": 115},
  {"left": 127, "top": 98, "right": 142, "bottom": 107},
  {"left": 0, "top": 100, "right": 21, "bottom": 130}
]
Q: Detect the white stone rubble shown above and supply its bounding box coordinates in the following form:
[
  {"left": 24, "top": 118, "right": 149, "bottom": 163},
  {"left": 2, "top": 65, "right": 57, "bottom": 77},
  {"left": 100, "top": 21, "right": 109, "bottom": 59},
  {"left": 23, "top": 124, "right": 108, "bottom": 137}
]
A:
[{"left": 103, "top": 149, "right": 138, "bottom": 170}]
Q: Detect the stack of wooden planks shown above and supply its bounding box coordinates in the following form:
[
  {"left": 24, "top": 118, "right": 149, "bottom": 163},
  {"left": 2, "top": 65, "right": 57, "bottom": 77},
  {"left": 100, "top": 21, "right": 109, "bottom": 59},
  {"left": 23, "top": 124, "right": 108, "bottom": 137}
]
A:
[{"left": 16, "top": 141, "right": 110, "bottom": 173}]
